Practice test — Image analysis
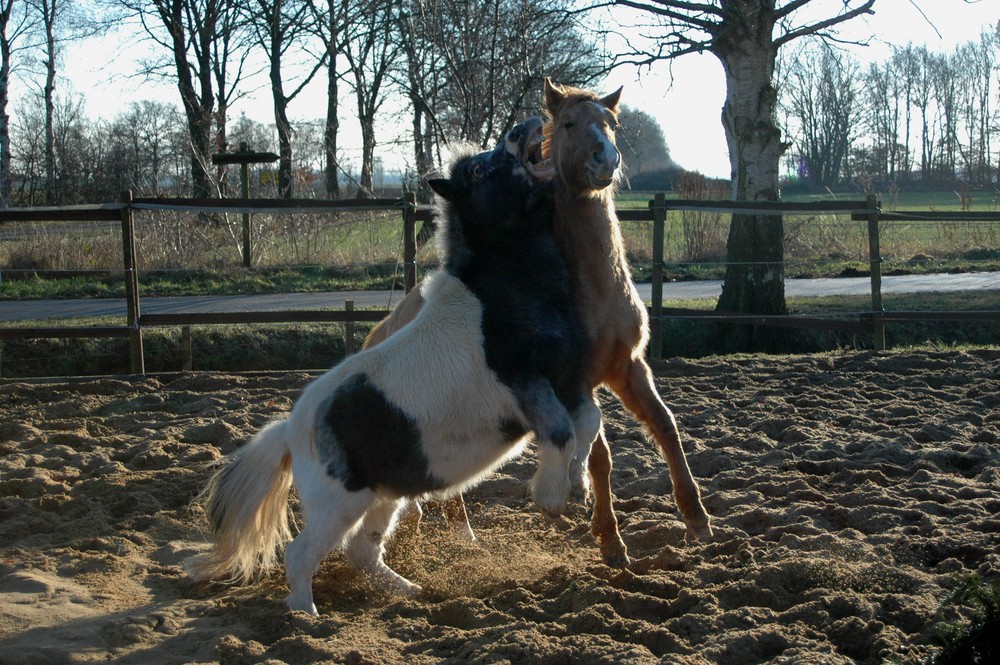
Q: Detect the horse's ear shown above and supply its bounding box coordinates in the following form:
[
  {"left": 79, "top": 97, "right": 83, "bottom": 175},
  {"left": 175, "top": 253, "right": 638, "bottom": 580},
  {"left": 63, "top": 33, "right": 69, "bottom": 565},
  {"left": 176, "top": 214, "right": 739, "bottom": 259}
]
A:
[
  {"left": 544, "top": 77, "right": 565, "bottom": 114},
  {"left": 602, "top": 86, "right": 623, "bottom": 114},
  {"left": 428, "top": 178, "right": 454, "bottom": 201}
]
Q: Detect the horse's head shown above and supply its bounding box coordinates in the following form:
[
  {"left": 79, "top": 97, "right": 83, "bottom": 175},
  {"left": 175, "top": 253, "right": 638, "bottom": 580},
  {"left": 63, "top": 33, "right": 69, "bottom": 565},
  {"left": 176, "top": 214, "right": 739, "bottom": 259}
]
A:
[
  {"left": 428, "top": 126, "right": 553, "bottom": 263},
  {"left": 536, "top": 77, "right": 622, "bottom": 193}
]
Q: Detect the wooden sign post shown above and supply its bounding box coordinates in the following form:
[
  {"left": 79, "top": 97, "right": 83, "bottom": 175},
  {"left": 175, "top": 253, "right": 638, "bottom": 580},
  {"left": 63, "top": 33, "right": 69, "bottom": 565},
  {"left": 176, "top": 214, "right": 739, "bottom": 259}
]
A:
[{"left": 211, "top": 142, "right": 279, "bottom": 267}]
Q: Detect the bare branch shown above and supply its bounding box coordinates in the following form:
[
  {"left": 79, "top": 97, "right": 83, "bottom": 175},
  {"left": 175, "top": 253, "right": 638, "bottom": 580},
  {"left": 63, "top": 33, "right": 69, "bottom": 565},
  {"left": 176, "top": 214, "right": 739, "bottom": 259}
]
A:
[
  {"left": 613, "top": 0, "right": 719, "bottom": 32},
  {"left": 905, "top": 0, "right": 940, "bottom": 39},
  {"left": 774, "top": 0, "right": 875, "bottom": 50}
]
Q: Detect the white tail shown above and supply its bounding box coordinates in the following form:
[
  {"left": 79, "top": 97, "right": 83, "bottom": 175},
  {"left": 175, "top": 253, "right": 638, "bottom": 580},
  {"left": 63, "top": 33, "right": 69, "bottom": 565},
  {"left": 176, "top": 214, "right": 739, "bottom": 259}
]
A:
[{"left": 185, "top": 420, "right": 294, "bottom": 583}]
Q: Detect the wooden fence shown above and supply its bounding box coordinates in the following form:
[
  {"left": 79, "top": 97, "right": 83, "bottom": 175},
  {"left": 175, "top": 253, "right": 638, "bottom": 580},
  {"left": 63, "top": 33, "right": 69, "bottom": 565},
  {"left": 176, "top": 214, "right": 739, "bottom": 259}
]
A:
[{"left": 1, "top": 192, "right": 998, "bottom": 374}]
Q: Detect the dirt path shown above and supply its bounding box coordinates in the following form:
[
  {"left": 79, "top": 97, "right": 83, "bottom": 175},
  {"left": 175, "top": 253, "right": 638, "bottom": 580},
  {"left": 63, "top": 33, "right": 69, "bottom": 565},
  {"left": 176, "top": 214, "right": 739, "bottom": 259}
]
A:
[{"left": 1, "top": 350, "right": 998, "bottom": 663}]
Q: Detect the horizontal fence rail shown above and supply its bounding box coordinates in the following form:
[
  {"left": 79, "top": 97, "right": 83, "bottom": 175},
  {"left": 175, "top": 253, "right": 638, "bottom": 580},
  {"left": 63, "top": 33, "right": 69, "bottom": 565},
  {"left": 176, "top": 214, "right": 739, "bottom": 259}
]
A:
[{"left": 1, "top": 191, "right": 999, "bottom": 374}]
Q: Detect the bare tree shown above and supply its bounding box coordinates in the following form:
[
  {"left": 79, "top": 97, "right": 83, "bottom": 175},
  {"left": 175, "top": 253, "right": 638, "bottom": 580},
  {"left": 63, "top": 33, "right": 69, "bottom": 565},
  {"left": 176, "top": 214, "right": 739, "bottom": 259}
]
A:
[
  {"left": 954, "top": 27, "right": 998, "bottom": 185},
  {"left": 395, "top": 0, "right": 443, "bottom": 205},
  {"left": 209, "top": 1, "right": 252, "bottom": 193},
  {"left": 402, "top": 0, "right": 601, "bottom": 151},
  {"left": 859, "top": 53, "right": 910, "bottom": 184},
  {"left": 341, "top": 0, "right": 399, "bottom": 197},
  {"left": 606, "top": 0, "right": 876, "bottom": 349},
  {"left": 243, "top": 0, "right": 324, "bottom": 198},
  {"left": 108, "top": 100, "right": 184, "bottom": 195},
  {"left": 1, "top": 0, "right": 36, "bottom": 205},
  {"left": 109, "top": 0, "right": 249, "bottom": 197},
  {"left": 780, "top": 41, "right": 859, "bottom": 189},
  {"left": 394, "top": 0, "right": 601, "bottom": 241},
  {"left": 25, "top": 0, "right": 103, "bottom": 203},
  {"left": 305, "top": 0, "right": 349, "bottom": 199}
]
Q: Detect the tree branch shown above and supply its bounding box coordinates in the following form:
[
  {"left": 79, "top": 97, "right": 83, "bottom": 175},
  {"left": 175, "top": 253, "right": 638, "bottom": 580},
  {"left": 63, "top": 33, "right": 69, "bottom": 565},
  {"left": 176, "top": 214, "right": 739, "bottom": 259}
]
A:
[
  {"left": 613, "top": 0, "right": 720, "bottom": 32},
  {"left": 774, "top": 0, "right": 875, "bottom": 50}
]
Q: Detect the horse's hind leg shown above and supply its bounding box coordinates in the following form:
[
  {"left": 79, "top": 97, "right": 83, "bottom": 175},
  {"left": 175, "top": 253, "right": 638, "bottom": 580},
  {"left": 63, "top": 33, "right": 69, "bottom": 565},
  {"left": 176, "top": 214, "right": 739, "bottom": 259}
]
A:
[
  {"left": 588, "top": 429, "right": 629, "bottom": 567},
  {"left": 609, "top": 358, "right": 713, "bottom": 540},
  {"left": 284, "top": 473, "right": 374, "bottom": 615},
  {"left": 344, "top": 497, "right": 421, "bottom": 597},
  {"left": 442, "top": 495, "right": 477, "bottom": 541},
  {"left": 564, "top": 394, "right": 630, "bottom": 568}
]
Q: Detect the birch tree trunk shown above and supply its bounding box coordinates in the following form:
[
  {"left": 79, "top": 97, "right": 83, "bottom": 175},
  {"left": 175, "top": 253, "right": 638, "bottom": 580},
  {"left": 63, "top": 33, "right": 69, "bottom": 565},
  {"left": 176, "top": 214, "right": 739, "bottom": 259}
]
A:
[
  {"left": 0, "top": 36, "right": 11, "bottom": 206},
  {"left": 713, "top": 7, "right": 789, "bottom": 350},
  {"left": 0, "top": 0, "right": 19, "bottom": 205},
  {"left": 42, "top": 0, "right": 56, "bottom": 203}
]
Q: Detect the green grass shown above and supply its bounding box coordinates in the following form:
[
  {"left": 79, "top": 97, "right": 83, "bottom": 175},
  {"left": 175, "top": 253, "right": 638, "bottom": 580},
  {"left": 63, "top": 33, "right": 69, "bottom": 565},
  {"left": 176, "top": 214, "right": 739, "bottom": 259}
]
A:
[
  {"left": 0, "top": 264, "right": 412, "bottom": 300},
  {"left": 927, "top": 574, "right": 1000, "bottom": 664}
]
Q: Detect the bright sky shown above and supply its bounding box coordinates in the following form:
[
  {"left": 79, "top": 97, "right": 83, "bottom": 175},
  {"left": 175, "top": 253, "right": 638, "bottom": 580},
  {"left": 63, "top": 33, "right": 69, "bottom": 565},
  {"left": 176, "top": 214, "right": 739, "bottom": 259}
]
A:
[{"left": 46, "top": 0, "right": 1000, "bottom": 180}]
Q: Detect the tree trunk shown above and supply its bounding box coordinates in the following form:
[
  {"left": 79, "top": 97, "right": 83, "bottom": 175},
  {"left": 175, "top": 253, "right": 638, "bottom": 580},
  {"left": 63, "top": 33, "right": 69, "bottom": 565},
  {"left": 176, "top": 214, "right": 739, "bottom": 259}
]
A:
[
  {"left": 0, "top": 31, "right": 11, "bottom": 206},
  {"left": 43, "top": 0, "right": 56, "bottom": 204},
  {"left": 276, "top": 110, "right": 293, "bottom": 198},
  {"left": 270, "top": 34, "right": 293, "bottom": 198},
  {"left": 713, "top": 14, "right": 789, "bottom": 351},
  {"left": 325, "top": 53, "right": 339, "bottom": 199},
  {"left": 358, "top": 110, "right": 375, "bottom": 197},
  {"left": 167, "top": 4, "right": 213, "bottom": 199},
  {"left": 215, "top": 97, "right": 227, "bottom": 196}
]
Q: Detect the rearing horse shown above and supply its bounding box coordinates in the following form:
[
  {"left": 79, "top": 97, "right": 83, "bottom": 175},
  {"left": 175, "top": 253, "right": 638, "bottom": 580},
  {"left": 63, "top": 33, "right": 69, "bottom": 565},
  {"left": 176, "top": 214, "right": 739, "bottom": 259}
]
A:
[{"left": 365, "top": 79, "right": 713, "bottom": 565}]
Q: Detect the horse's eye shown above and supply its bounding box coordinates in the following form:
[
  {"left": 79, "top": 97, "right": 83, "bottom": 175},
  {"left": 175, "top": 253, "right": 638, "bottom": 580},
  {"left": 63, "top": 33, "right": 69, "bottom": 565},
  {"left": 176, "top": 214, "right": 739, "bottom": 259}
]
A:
[
  {"left": 563, "top": 122, "right": 574, "bottom": 130},
  {"left": 469, "top": 162, "right": 482, "bottom": 179}
]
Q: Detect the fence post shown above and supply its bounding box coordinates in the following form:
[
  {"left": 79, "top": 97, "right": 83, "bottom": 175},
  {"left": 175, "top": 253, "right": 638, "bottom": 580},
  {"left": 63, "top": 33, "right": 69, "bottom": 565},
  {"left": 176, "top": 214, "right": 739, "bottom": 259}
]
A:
[
  {"left": 182, "top": 326, "right": 193, "bottom": 371},
  {"left": 120, "top": 190, "right": 145, "bottom": 374},
  {"left": 345, "top": 299, "right": 355, "bottom": 356},
  {"left": 649, "top": 193, "right": 666, "bottom": 361},
  {"left": 241, "top": 148, "right": 252, "bottom": 268},
  {"left": 866, "top": 193, "right": 886, "bottom": 351},
  {"left": 403, "top": 192, "right": 417, "bottom": 292}
]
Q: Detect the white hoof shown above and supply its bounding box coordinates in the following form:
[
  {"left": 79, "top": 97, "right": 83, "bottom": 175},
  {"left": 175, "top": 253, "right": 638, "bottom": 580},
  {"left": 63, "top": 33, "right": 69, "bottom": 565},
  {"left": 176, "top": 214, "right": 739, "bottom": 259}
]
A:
[
  {"left": 530, "top": 469, "right": 571, "bottom": 518},
  {"left": 285, "top": 594, "right": 319, "bottom": 616}
]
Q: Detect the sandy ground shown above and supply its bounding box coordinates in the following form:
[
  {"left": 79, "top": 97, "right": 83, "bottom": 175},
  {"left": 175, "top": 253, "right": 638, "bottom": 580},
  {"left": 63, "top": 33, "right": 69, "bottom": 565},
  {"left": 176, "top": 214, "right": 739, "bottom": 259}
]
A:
[{"left": 1, "top": 349, "right": 998, "bottom": 664}]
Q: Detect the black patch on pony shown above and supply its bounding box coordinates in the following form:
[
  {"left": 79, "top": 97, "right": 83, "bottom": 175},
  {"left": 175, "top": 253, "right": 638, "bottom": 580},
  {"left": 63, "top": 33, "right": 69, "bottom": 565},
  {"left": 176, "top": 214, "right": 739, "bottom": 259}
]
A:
[
  {"left": 431, "top": 142, "right": 590, "bottom": 447},
  {"left": 318, "top": 374, "right": 446, "bottom": 495}
]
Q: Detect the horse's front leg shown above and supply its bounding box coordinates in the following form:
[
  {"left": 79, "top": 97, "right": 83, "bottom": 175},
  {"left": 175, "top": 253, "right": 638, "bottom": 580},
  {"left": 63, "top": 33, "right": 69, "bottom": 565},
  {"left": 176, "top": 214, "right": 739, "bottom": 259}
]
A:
[
  {"left": 519, "top": 383, "right": 576, "bottom": 519},
  {"left": 530, "top": 427, "right": 575, "bottom": 519},
  {"left": 609, "top": 357, "right": 713, "bottom": 540}
]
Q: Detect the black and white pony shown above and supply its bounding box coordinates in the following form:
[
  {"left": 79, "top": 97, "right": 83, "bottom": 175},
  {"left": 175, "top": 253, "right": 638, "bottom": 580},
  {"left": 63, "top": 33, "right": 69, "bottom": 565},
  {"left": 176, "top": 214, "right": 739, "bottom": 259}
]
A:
[{"left": 185, "top": 121, "right": 601, "bottom": 615}]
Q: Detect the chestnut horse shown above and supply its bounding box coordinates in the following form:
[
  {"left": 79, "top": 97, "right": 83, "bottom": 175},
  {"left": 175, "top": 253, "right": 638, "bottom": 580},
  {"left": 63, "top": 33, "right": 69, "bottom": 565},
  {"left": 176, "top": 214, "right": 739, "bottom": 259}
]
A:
[{"left": 365, "top": 79, "right": 713, "bottom": 565}]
